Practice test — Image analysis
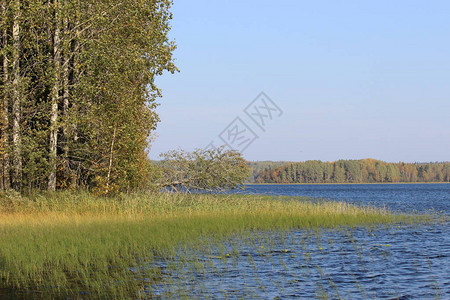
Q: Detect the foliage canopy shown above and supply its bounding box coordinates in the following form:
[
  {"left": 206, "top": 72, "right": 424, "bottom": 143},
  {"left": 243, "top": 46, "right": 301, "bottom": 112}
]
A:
[
  {"left": 0, "top": 0, "right": 177, "bottom": 193},
  {"left": 157, "top": 147, "right": 251, "bottom": 192}
]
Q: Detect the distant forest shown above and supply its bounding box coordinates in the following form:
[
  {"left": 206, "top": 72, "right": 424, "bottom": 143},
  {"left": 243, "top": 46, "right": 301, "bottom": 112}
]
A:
[
  {"left": 247, "top": 161, "right": 291, "bottom": 182},
  {"left": 249, "top": 159, "right": 450, "bottom": 183}
]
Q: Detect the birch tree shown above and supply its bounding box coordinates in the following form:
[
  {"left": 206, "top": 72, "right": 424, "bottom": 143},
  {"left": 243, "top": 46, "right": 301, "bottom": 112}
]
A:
[
  {"left": 0, "top": 1, "right": 9, "bottom": 190},
  {"left": 0, "top": 0, "right": 177, "bottom": 193},
  {"left": 10, "top": 0, "right": 22, "bottom": 190}
]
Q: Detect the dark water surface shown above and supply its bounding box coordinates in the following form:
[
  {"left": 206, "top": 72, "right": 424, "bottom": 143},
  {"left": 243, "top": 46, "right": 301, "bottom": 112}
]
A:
[{"left": 151, "top": 184, "right": 449, "bottom": 299}]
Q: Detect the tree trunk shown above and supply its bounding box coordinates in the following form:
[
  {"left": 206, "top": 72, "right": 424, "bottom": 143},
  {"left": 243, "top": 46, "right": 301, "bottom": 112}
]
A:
[
  {"left": 62, "top": 14, "right": 70, "bottom": 186},
  {"left": 62, "top": 54, "right": 69, "bottom": 186},
  {"left": 105, "top": 126, "right": 117, "bottom": 195},
  {"left": 11, "top": 0, "right": 22, "bottom": 191},
  {"left": 70, "top": 5, "right": 81, "bottom": 184},
  {"left": 48, "top": 0, "right": 61, "bottom": 191},
  {"left": 1, "top": 2, "right": 10, "bottom": 190}
]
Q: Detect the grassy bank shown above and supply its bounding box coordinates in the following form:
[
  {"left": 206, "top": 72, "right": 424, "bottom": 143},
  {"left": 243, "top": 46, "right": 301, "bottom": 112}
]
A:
[{"left": 0, "top": 191, "right": 430, "bottom": 299}]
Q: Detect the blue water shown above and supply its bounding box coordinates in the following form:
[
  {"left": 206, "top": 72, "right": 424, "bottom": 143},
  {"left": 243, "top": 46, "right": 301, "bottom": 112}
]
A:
[
  {"left": 150, "top": 184, "right": 450, "bottom": 299},
  {"left": 243, "top": 183, "right": 450, "bottom": 214}
]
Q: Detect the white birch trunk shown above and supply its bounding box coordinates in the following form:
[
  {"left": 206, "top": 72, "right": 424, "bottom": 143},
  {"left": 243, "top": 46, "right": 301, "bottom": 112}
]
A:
[
  {"left": 1, "top": 2, "right": 10, "bottom": 190},
  {"left": 11, "top": 0, "right": 21, "bottom": 190},
  {"left": 48, "top": 0, "right": 61, "bottom": 191}
]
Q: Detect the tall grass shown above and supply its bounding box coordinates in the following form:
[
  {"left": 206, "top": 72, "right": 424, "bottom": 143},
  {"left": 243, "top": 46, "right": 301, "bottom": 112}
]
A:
[{"left": 0, "top": 191, "right": 430, "bottom": 298}]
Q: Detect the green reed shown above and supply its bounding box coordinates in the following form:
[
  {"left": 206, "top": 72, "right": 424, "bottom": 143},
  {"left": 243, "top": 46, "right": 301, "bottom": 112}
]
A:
[{"left": 0, "top": 191, "right": 431, "bottom": 298}]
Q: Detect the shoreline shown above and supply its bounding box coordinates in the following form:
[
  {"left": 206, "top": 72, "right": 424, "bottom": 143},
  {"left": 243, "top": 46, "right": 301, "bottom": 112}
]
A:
[
  {"left": 245, "top": 182, "right": 450, "bottom": 185},
  {"left": 1, "top": 192, "right": 425, "bottom": 298}
]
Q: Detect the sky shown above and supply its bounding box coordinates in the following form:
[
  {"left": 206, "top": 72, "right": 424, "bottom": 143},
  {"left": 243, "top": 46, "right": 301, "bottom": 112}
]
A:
[{"left": 150, "top": 0, "right": 450, "bottom": 163}]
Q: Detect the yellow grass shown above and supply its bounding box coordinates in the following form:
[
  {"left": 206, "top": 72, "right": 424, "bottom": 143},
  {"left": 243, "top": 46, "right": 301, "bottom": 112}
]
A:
[{"left": 0, "top": 191, "right": 430, "bottom": 299}]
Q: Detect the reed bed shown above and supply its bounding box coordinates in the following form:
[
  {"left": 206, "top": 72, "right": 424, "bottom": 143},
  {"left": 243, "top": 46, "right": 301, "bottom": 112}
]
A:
[{"left": 0, "top": 191, "right": 430, "bottom": 299}]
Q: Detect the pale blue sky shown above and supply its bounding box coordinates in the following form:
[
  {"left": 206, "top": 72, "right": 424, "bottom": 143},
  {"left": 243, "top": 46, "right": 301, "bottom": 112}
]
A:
[{"left": 151, "top": 0, "right": 450, "bottom": 162}]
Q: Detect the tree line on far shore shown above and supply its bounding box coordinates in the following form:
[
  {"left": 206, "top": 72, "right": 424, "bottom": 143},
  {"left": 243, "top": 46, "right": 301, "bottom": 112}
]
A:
[{"left": 252, "top": 159, "right": 450, "bottom": 184}]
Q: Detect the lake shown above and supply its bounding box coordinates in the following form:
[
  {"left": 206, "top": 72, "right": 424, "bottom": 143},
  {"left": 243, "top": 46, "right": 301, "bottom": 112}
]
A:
[
  {"left": 150, "top": 184, "right": 449, "bottom": 299},
  {"left": 244, "top": 183, "right": 450, "bottom": 214}
]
